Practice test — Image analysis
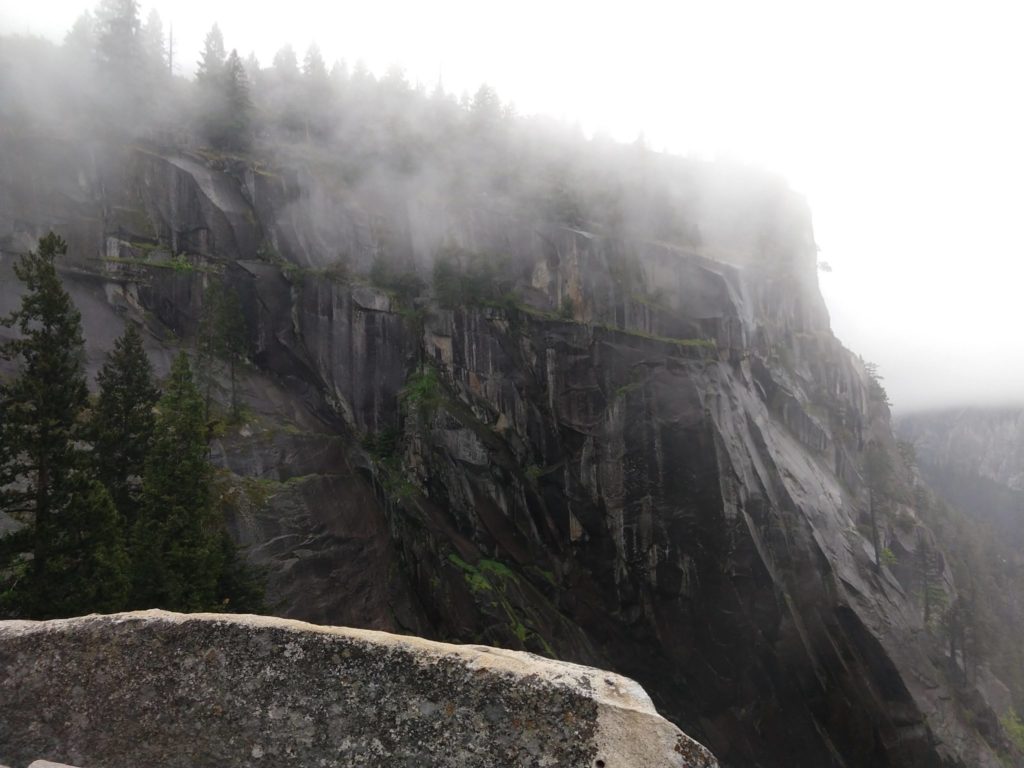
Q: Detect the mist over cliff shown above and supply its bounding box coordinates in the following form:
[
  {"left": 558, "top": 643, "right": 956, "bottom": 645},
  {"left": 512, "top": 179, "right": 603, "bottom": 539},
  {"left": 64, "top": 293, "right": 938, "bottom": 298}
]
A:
[{"left": 2, "top": 7, "right": 1024, "bottom": 768}]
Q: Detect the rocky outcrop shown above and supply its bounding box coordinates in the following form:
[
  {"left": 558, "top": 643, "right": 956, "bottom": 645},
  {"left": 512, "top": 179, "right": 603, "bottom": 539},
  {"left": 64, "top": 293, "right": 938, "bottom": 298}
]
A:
[
  {"left": 0, "top": 133, "right": 1015, "bottom": 767},
  {"left": 0, "top": 610, "right": 717, "bottom": 768}
]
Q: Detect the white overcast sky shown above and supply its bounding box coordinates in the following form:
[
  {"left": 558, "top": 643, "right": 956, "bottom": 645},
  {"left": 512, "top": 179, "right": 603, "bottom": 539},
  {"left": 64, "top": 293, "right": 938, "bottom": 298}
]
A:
[{"left": 3, "top": 1, "right": 1023, "bottom": 412}]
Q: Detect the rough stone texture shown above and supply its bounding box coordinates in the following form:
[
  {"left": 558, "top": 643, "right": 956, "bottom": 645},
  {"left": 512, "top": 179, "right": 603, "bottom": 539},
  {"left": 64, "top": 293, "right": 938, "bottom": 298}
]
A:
[
  {"left": 0, "top": 132, "right": 1014, "bottom": 767},
  {"left": 0, "top": 611, "right": 717, "bottom": 768}
]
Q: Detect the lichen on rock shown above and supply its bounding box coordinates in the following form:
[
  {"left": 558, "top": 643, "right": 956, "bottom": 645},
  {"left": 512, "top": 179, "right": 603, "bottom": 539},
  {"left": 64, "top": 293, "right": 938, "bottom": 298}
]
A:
[{"left": 0, "top": 610, "right": 717, "bottom": 768}]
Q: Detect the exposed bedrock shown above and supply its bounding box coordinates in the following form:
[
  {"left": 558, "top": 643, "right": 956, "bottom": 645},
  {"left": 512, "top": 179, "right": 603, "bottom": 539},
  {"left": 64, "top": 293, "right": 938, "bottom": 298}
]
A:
[
  {"left": 0, "top": 611, "right": 717, "bottom": 768},
  {"left": 0, "top": 136, "right": 1012, "bottom": 767}
]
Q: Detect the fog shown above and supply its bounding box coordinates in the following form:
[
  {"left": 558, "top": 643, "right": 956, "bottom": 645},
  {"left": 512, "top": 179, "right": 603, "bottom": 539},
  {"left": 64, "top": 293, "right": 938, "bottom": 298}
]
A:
[{"left": 3, "top": 0, "right": 1024, "bottom": 411}]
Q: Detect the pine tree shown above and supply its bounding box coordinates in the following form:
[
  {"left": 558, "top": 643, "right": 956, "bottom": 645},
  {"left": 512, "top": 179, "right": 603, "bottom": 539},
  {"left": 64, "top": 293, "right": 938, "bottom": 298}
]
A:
[
  {"left": 215, "top": 528, "right": 265, "bottom": 613},
  {"left": 0, "top": 232, "right": 90, "bottom": 613},
  {"left": 95, "top": 0, "right": 142, "bottom": 74},
  {"left": 63, "top": 478, "right": 131, "bottom": 615},
  {"left": 195, "top": 24, "right": 228, "bottom": 148},
  {"left": 470, "top": 84, "right": 502, "bottom": 127},
  {"left": 93, "top": 0, "right": 148, "bottom": 118},
  {"left": 222, "top": 49, "right": 253, "bottom": 151},
  {"left": 195, "top": 23, "right": 226, "bottom": 84},
  {"left": 195, "top": 29, "right": 252, "bottom": 152},
  {"left": 330, "top": 59, "right": 349, "bottom": 85},
  {"left": 272, "top": 44, "right": 300, "bottom": 80},
  {"left": 0, "top": 232, "right": 129, "bottom": 618},
  {"left": 64, "top": 11, "right": 97, "bottom": 57},
  {"left": 133, "top": 352, "right": 222, "bottom": 610},
  {"left": 302, "top": 43, "right": 327, "bottom": 80},
  {"left": 243, "top": 51, "right": 261, "bottom": 84},
  {"left": 140, "top": 9, "right": 166, "bottom": 77},
  {"left": 266, "top": 44, "right": 303, "bottom": 135},
  {"left": 93, "top": 322, "right": 159, "bottom": 528},
  {"left": 351, "top": 59, "right": 374, "bottom": 88},
  {"left": 301, "top": 44, "right": 331, "bottom": 139},
  {"left": 0, "top": 394, "right": 28, "bottom": 611}
]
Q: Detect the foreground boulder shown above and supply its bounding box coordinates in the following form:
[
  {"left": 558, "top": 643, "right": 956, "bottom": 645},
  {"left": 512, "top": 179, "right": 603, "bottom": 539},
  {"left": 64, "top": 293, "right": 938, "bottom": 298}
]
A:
[{"left": 0, "top": 610, "right": 717, "bottom": 768}]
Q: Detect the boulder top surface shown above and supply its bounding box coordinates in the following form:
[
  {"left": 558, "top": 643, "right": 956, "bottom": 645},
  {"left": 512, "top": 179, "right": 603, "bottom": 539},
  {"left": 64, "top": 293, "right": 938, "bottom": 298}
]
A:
[{"left": 0, "top": 610, "right": 717, "bottom": 768}]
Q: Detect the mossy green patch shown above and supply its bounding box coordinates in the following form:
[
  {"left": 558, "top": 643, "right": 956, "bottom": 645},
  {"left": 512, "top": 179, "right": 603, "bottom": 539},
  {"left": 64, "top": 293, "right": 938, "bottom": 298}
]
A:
[
  {"left": 1001, "top": 709, "right": 1024, "bottom": 752},
  {"left": 598, "top": 324, "right": 717, "bottom": 351},
  {"left": 445, "top": 553, "right": 555, "bottom": 656},
  {"left": 478, "top": 559, "right": 515, "bottom": 580},
  {"left": 102, "top": 255, "right": 215, "bottom": 275},
  {"left": 374, "top": 455, "right": 417, "bottom": 501},
  {"left": 400, "top": 367, "right": 442, "bottom": 415},
  {"left": 448, "top": 554, "right": 494, "bottom": 593}
]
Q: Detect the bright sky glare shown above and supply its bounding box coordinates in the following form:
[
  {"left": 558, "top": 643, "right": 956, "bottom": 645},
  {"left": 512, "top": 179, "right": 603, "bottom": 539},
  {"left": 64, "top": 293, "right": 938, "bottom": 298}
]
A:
[{"left": 3, "top": 0, "right": 1023, "bottom": 411}]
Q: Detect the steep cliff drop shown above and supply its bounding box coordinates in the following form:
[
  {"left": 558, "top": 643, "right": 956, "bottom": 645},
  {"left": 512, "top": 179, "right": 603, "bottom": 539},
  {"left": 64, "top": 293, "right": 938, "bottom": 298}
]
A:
[
  {"left": 0, "top": 610, "right": 717, "bottom": 768},
  {"left": 0, "top": 130, "right": 1016, "bottom": 767}
]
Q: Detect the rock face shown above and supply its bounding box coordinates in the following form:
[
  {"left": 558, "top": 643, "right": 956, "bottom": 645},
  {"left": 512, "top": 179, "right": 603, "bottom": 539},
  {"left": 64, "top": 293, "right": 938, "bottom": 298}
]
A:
[
  {"left": 0, "top": 132, "right": 1015, "bottom": 767},
  {"left": 0, "top": 610, "right": 717, "bottom": 768}
]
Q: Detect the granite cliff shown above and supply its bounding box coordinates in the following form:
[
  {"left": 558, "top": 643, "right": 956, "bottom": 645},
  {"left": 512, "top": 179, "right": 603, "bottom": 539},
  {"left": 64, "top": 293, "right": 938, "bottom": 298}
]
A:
[{"left": 0, "top": 127, "right": 1015, "bottom": 766}]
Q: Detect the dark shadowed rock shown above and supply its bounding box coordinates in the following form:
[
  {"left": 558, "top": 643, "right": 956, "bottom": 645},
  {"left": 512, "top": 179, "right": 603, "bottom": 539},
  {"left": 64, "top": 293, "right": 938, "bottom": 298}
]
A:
[{"left": 0, "top": 610, "right": 717, "bottom": 768}]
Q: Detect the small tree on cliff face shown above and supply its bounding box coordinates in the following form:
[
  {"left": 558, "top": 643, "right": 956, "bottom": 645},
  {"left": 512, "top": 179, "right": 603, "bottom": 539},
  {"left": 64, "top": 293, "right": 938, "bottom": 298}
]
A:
[
  {"left": 864, "top": 361, "right": 892, "bottom": 408},
  {"left": 0, "top": 232, "right": 129, "bottom": 617}
]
